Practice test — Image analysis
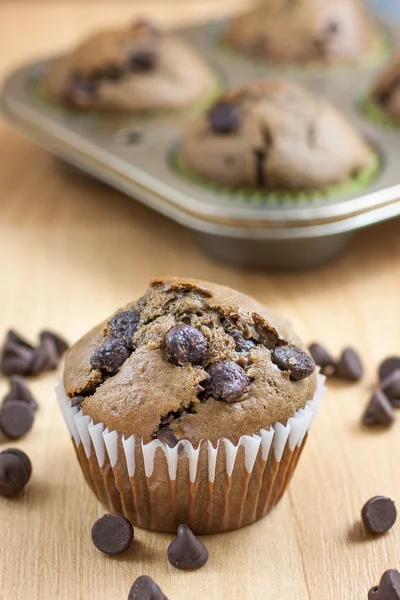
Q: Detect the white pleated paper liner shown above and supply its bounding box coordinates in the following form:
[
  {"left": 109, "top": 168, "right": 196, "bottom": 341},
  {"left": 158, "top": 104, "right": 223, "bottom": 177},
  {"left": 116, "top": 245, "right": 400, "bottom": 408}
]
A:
[{"left": 56, "top": 371, "right": 326, "bottom": 534}]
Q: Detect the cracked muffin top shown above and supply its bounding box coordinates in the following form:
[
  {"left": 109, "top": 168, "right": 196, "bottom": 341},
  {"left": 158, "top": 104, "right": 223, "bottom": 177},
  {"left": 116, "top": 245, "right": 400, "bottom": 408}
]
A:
[
  {"left": 224, "top": 0, "right": 379, "bottom": 65},
  {"left": 63, "top": 277, "right": 317, "bottom": 446},
  {"left": 181, "top": 80, "right": 374, "bottom": 191},
  {"left": 44, "top": 19, "right": 215, "bottom": 112},
  {"left": 371, "top": 53, "right": 400, "bottom": 123}
]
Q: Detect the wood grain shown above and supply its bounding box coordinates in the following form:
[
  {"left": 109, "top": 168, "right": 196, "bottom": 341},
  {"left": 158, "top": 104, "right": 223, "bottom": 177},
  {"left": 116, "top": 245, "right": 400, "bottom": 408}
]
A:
[{"left": 1, "top": 2, "right": 400, "bottom": 599}]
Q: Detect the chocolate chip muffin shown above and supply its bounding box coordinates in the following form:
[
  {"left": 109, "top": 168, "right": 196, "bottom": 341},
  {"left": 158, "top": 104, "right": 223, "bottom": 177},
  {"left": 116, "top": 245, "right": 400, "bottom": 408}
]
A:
[
  {"left": 181, "top": 81, "right": 375, "bottom": 192},
  {"left": 224, "top": 0, "right": 380, "bottom": 65},
  {"left": 371, "top": 53, "right": 400, "bottom": 124},
  {"left": 44, "top": 20, "right": 215, "bottom": 112},
  {"left": 59, "top": 277, "right": 325, "bottom": 533}
]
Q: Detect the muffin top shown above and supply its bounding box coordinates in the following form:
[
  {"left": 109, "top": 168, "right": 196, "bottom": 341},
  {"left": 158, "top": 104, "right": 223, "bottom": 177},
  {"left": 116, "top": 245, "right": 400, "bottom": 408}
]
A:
[
  {"left": 181, "top": 80, "right": 374, "bottom": 191},
  {"left": 224, "top": 0, "right": 379, "bottom": 65},
  {"left": 64, "top": 277, "right": 317, "bottom": 446},
  {"left": 371, "top": 53, "right": 400, "bottom": 122},
  {"left": 44, "top": 20, "right": 214, "bottom": 111}
]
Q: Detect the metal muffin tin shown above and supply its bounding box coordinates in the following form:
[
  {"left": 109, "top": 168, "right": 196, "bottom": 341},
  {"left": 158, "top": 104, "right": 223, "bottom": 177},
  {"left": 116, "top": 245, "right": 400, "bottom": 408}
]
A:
[{"left": 2, "top": 5, "right": 400, "bottom": 269}]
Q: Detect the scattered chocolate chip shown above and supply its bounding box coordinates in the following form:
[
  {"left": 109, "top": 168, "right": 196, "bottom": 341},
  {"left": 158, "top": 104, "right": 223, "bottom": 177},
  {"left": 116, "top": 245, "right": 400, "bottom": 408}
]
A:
[
  {"left": 362, "top": 390, "right": 395, "bottom": 427},
  {"left": 380, "top": 370, "right": 400, "bottom": 407},
  {"left": 128, "top": 575, "right": 168, "bottom": 600},
  {"left": 130, "top": 51, "right": 157, "bottom": 71},
  {"left": 0, "top": 401, "right": 35, "bottom": 439},
  {"left": 30, "top": 335, "right": 59, "bottom": 375},
  {"left": 0, "top": 332, "right": 34, "bottom": 376},
  {"left": 3, "top": 376, "right": 38, "bottom": 411},
  {"left": 167, "top": 524, "right": 209, "bottom": 570},
  {"left": 164, "top": 324, "right": 207, "bottom": 366},
  {"left": 109, "top": 310, "right": 140, "bottom": 350},
  {"left": 0, "top": 449, "right": 32, "bottom": 497},
  {"left": 335, "top": 347, "right": 364, "bottom": 381},
  {"left": 229, "top": 329, "right": 256, "bottom": 352},
  {"left": 71, "top": 396, "right": 84, "bottom": 409},
  {"left": 368, "top": 570, "right": 400, "bottom": 599},
  {"left": 90, "top": 336, "right": 130, "bottom": 374},
  {"left": 91, "top": 514, "right": 134, "bottom": 555},
  {"left": 203, "top": 360, "right": 249, "bottom": 403},
  {"left": 39, "top": 330, "right": 69, "bottom": 357},
  {"left": 272, "top": 345, "right": 315, "bottom": 381},
  {"left": 308, "top": 342, "right": 336, "bottom": 375},
  {"left": 379, "top": 357, "right": 400, "bottom": 383},
  {"left": 362, "top": 496, "right": 397, "bottom": 535},
  {"left": 208, "top": 101, "right": 240, "bottom": 134}
]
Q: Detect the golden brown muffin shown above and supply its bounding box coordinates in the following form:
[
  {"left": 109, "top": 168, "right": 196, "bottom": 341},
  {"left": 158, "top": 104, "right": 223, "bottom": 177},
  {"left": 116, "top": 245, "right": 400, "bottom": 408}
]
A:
[
  {"left": 44, "top": 20, "right": 215, "bottom": 112},
  {"left": 64, "top": 277, "right": 316, "bottom": 446},
  {"left": 371, "top": 53, "right": 400, "bottom": 123},
  {"left": 224, "top": 0, "right": 379, "bottom": 65},
  {"left": 181, "top": 80, "right": 374, "bottom": 192}
]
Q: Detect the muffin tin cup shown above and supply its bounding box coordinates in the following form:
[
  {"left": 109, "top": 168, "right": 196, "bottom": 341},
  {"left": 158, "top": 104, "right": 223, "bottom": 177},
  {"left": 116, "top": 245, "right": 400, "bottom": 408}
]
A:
[{"left": 56, "top": 372, "right": 326, "bottom": 535}]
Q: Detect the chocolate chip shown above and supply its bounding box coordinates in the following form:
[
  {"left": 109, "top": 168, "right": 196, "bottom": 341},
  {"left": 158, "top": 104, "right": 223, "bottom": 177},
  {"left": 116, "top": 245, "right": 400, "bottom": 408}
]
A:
[
  {"left": 156, "top": 427, "right": 178, "bottom": 447},
  {"left": 308, "top": 342, "right": 336, "bottom": 375},
  {"left": 128, "top": 575, "right": 168, "bottom": 600},
  {"left": 91, "top": 514, "right": 134, "bottom": 555},
  {"left": 109, "top": 310, "right": 140, "bottom": 350},
  {"left": 271, "top": 345, "right": 315, "bottom": 381},
  {"left": 130, "top": 51, "right": 157, "bottom": 71},
  {"left": 39, "top": 330, "right": 69, "bottom": 356},
  {"left": 335, "top": 347, "right": 364, "bottom": 381},
  {"left": 203, "top": 360, "right": 249, "bottom": 402},
  {"left": 0, "top": 332, "right": 34, "bottom": 376},
  {"left": 368, "top": 570, "right": 400, "bottom": 599},
  {"left": 0, "top": 401, "right": 35, "bottom": 439},
  {"left": 209, "top": 101, "right": 240, "bottom": 134},
  {"left": 362, "top": 390, "right": 395, "bottom": 427},
  {"left": 3, "top": 376, "right": 38, "bottom": 411},
  {"left": 229, "top": 329, "right": 256, "bottom": 352},
  {"left": 30, "top": 335, "right": 59, "bottom": 375},
  {"left": 164, "top": 324, "right": 207, "bottom": 366},
  {"left": 379, "top": 357, "right": 400, "bottom": 382},
  {"left": 362, "top": 496, "right": 397, "bottom": 535},
  {"left": 167, "top": 524, "right": 209, "bottom": 570},
  {"left": 90, "top": 336, "right": 130, "bottom": 374},
  {"left": 380, "top": 370, "right": 400, "bottom": 407},
  {"left": 0, "top": 449, "right": 32, "bottom": 497}
]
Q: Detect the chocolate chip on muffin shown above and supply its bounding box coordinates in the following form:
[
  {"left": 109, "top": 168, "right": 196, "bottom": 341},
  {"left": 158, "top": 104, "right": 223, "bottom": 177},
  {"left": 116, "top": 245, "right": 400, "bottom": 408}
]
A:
[
  {"left": 224, "top": 0, "right": 379, "bottom": 65},
  {"left": 203, "top": 360, "right": 250, "bottom": 402},
  {"left": 182, "top": 81, "right": 375, "bottom": 192},
  {"left": 272, "top": 346, "right": 315, "bottom": 381},
  {"left": 109, "top": 309, "right": 140, "bottom": 351},
  {"left": 44, "top": 19, "right": 215, "bottom": 112},
  {"left": 164, "top": 324, "right": 207, "bottom": 366},
  {"left": 90, "top": 336, "right": 130, "bottom": 374}
]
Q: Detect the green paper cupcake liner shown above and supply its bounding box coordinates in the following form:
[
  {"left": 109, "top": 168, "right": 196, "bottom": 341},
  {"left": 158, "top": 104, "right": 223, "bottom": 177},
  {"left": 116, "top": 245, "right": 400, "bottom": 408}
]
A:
[
  {"left": 361, "top": 95, "right": 400, "bottom": 131},
  {"left": 171, "top": 146, "right": 381, "bottom": 206}
]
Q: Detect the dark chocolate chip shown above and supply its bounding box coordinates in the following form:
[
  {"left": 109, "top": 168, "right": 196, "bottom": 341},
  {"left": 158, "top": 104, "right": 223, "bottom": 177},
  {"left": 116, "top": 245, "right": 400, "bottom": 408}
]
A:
[
  {"left": 3, "top": 375, "right": 38, "bottom": 411},
  {"left": 128, "top": 575, "right": 168, "bottom": 600},
  {"left": 130, "top": 51, "right": 157, "bottom": 71},
  {"left": 71, "top": 396, "right": 84, "bottom": 409},
  {"left": 308, "top": 342, "right": 336, "bottom": 375},
  {"left": 203, "top": 360, "right": 249, "bottom": 403},
  {"left": 380, "top": 370, "right": 400, "bottom": 407},
  {"left": 7, "top": 331, "right": 34, "bottom": 350},
  {"left": 0, "top": 450, "right": 31, "bottom": 497},
  {"left": 91, "top": 514, "right": 134, "bottom": 555},
  {"left": 164, "top": 324, "right": 207, "bottom": 366},
  {"left": 368, "top": 570, "right": 400, "bottom": 599},
  {"left": 362, "top": 390, "right": 395, "bottom": 427},
  {"left": 0, "top": 401, "right": 35, "bottom": 439},
  {"left": 167, "top": 524, "right": 209, "bottom": 571},
  {"left": 39, "top": 330, "right": 69, "bottom": 356},
  {"left": 30, "top": 335, "right": 59, "bottom": 375},
  {"left": 109, "top": 310, "right": 140, "bottom": 350},
  {"left": 379, "top": 357, "right": 400, "bottom": 382},
  {"left": 90, "top": 336, "right": 130, "bottom": 374},
  {"left": 361, "top": 496, "right": 397, "bottom": 535},
  {"left": 271, "top": 345, "right": 315, "bottom": 381},
  {"left": 156, "top": 427, "right": 178, "bottom": 447},
  {"left": 335, "top": 347, "right": 364, "bottom": 381},
  {"left": 229, "top": 329, "right": 256, "bottom": 352},
  {"left": 0, "top": 334, "right": 34, "bottom": 376},
  {"left": 209, "top": 101, "right": 240, "bottom": 134}
]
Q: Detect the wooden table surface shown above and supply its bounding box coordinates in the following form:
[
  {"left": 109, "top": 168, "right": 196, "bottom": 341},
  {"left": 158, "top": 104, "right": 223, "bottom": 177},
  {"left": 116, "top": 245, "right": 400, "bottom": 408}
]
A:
[{"left": 2, "top": 2, "right": 400, "bottom": 599}]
